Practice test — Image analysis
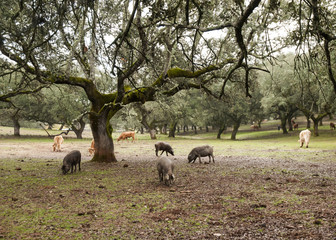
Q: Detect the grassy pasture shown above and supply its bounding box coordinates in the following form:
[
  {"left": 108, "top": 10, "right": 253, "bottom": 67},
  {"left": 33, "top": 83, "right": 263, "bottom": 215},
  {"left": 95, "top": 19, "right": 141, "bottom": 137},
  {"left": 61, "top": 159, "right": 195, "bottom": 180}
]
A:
[{"left": 0, "top": 123, "right": 336, "bottom": 239}]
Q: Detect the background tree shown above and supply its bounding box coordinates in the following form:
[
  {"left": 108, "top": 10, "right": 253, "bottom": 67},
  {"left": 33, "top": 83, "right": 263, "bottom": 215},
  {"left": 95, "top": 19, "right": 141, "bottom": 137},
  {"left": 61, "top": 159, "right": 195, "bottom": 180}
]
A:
[
  {"left": 260, "top": 55, "right": 300, "bottom": 134},
  {"left": 133, "top": 102, "right": 166, "bottom": 140},
  {"left": 295, "top": 53, "right": 334, "bottom": 136},
  {"left": 290, "top": 0, "right": 336, "bottom": 94}
]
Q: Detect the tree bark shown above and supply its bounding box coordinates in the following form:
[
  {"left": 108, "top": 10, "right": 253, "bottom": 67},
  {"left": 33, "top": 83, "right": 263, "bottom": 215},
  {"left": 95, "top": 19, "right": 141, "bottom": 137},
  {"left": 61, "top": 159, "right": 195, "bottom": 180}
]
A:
[
  {"left": 312, "top": 119, "right": 319, "bottom": 136},
  {"left": 168, "top": 121, "right": 177, "bottom": 138},
  {"left": 319, "top": 119, "right": 323, "bottom": 126},
  {"left": 162, "top": 124, "right": 167, "bottom": 135},
  {"left": 71, "top": 117, "right": 86, "bottom": 139},
  {"left": 192, "top": 125, "right": 197, "bottom": 134},
  {"left": 149, "top": 129, "right": 157, "bottom": 139},
  {"left": 12, "top": 116, "right": 20, "bottom": 137},
  {"left": 217, "top": 123, "right": 226, "bottom": 139},
  {"left": 280, "top": 117, "right": 288, "bottom": 134},
  {"left": 90, "top": 110, "right": 117, "bottom": 163},
  {"left": 311, "top": 114, "right": 327, "bottom": 136},
  {"left": 288, "top": 117, "right": 293, "bottom": 131},
  {"left": 231, "top": 122, "right": 240, "bottom": 140}
]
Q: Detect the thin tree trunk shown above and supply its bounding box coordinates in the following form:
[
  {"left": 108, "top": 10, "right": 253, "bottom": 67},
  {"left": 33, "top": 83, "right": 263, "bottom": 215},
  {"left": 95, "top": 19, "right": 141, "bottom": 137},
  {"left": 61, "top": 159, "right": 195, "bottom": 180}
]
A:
[
  {"left": 12, "top": 117, "right": 20, "bottom": 137},
  {"left": 193, "top": 125, "right": 197, "bottom": 134},
  {"left": 319, "top": 119, "right": 323, "bottom": 126},
  {"left": 305, "top": 116, "right": 311, "bottom": 129},
  {"left": 312, "top": 119, "right": 319, "bottom": 136},
  {"left": 168, "top": 121, "right": 177, "bottom": 138},
  {"left": 288, "top": 117, "right": 293, "bottom": 131},
  {"left": 231, "top": 124, "right": 239, "bottom": 140},
  {"left": 149, "top": 129, "right": 157, "bottom": 139},
  {"left": 217, "top": 123, "right": 226, "bottom": 139},
  {"left": 71, "top": 118, "right": 86, "bottom": 139},
  {"left": 162, "top": 124, "right": 167, "bottom": 135},
  {"left": 281, "top": 117, "right": 288, "bottom": 134}
]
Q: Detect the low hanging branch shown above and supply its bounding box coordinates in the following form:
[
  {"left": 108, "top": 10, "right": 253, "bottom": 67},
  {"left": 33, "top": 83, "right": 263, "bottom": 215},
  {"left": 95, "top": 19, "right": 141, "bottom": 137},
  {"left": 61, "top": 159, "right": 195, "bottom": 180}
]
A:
[{"left": 40, "top": 124, "right": 71, "bottom": 138}]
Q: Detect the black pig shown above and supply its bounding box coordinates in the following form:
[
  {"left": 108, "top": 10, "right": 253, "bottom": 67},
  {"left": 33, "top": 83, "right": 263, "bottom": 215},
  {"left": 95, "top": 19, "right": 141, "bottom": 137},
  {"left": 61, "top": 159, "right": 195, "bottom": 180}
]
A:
[
  {"left": 61, "top": 150, "right": 81, "bottom": 174},
  {"left": 155, "top": 142, "right": 174, "bottom": 156},
  {"left": 188, "top": 145, "right": 214, "bottom": 163}
]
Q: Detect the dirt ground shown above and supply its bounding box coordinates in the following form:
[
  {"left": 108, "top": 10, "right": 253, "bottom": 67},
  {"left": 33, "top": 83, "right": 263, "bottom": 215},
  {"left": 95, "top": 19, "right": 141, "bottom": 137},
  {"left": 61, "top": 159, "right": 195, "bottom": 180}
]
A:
[{"left": 1, "top": 137, "right": 336, "bottom": 239}]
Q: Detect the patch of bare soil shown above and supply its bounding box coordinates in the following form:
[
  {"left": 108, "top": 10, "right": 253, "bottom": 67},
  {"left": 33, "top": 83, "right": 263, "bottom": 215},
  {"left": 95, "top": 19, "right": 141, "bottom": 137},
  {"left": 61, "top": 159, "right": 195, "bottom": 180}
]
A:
[
  {"left": 1, "top": 140, "right": 336, "bottom": 239},
  {"left": 0, "top": 138, "right": 93, "bottom": 161}
]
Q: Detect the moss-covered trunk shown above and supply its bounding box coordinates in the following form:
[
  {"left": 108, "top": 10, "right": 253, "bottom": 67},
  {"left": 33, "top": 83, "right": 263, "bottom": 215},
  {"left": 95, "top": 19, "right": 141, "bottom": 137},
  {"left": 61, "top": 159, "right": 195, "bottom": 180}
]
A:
[{"left": 89, "top": 110, "right": 117, "bottom": 163}]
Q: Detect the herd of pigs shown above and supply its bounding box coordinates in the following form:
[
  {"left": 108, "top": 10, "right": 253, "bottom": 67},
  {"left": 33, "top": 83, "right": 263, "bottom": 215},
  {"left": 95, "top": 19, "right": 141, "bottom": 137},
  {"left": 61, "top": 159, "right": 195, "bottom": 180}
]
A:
[
  {"left": 60, "top": 140, "right": 214, "bottom": 186},
  {"left": 59, "top": 128, "right": 312, "bottom": 186}
]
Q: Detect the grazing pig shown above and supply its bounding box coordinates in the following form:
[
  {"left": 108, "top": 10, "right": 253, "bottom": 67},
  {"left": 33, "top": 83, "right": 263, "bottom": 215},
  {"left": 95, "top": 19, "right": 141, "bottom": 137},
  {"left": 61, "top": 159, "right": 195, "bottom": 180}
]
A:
[
  {"left": 298, "top": 129, "right": 311, "bottom": 148},
  {"left": 61, "top": 150, "right": 81, "bottom": 174},
  {"left": 157, "top": 156, "right": 175, "bottom": 186},
  {"left": 330, "top": 122, "right": 335, "bottom": 130},
  {"left": 188, "top": 145, "right": 214, "bottom": 163},
  {"left": 155, "top": 142, "right": 174, "bottom": 156},
  {"left": 53, "top": 135, "right": 64, "bottom": 152}
]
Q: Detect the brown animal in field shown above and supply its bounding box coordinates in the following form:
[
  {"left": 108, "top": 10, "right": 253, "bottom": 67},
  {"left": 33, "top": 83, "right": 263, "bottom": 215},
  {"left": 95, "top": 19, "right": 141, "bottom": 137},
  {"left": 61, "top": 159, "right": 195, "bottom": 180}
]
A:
[
  {"left": 330, "top": 122, "right": 335, "bottom": 130},
  {"left": 251, "top": 125, "right": 259, "bottom": 130},
  {"left": 293, "top": 123, "right": 299, "bottom": 130},
  {"left": 298, "top": 129, "right": 311, "bottom": 148},
  {"left": 117, "top": 131, "right": 135, "bottom": 142},
  {"left": 52, "top": 135, "right": 64, "bottom": 152},
  {"left": 88, "top": 139, "right": 95, "bottom": 155}
]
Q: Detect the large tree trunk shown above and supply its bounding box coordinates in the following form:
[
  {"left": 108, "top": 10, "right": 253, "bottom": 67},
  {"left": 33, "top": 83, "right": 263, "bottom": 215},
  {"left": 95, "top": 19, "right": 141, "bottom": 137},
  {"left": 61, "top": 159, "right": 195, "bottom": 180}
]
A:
[{"left": 90, "top": 111, "right": 117, "bottom": 163}]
